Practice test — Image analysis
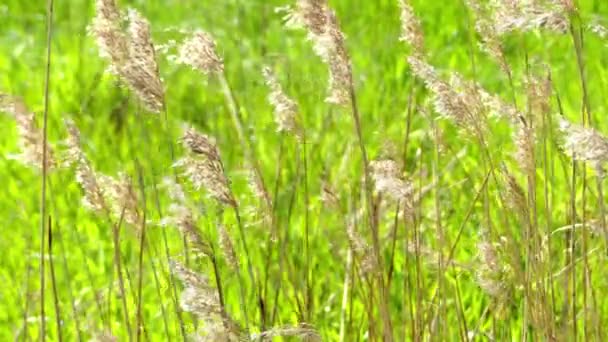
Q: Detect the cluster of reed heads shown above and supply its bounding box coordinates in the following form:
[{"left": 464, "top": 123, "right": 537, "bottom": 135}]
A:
[{"left": 4, "top": 0, "right": 608, "bottom": 340}]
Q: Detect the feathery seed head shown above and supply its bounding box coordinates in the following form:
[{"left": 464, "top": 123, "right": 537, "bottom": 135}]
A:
[
  {"left": 1, "top": 95, "right": 55, "bottom": 170},
  {"left": 105, "top": 173, "right": 141, "bottom": 227},
  {"left": 177, "top": 31, "right": 224, "bottom": 74},
  {"left": 491, "top": 0, "right": 569, "bottom": 35},
  {"left": 217, "top": 224, "right": 239, "bottom": 270},
  {"left": 284, "top": 0, "right": 352, "bottom": 105},
  {"left": 251, "top": 323, "right": 322, "bottom": 341},
  {"left": 262, "top": 66, "right": 302, "bottom": 138},
  {"left": 91, "top": 0, "right": 128, "bottom": 69},
  {"left": 161, "top": 178, "right": 211, "bottom": 256},
  {"left": 513, "top": 122, "right": 536, "bottom": 175},
  {"left": 408, "top": 57, "right": 487, "bottom": 135},
  {"left": 346, "top": 220, "right": 377, "bottom": 275},
  {"left": 123, "top": 8, "right": 165, "bottom": 112},
  {"left": 171, "top": 261, "right": 245, "bottom": 341},
  {"left": 91, "top": 2, "right": 165, "bottom": 113},
  {"left": 559, "top": 118, "right": 608, "bottom": 174},
  {"left": 283, "top": 0, "right": 328, "bottom": 34},
  {"left": 398, "top": 0, "right": 425, "bottom": 53},
  {"left": 177, "top": 127, "right": 236, "bottom": 207},
  {"left": 64, "top": 120, "right": 111, "bottom": 215},
  {"left": 370, "top": 159, "right": 414, "bottom": 202}
]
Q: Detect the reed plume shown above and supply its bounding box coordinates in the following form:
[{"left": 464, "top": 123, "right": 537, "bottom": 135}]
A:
[
  {"left": 176, "top": 126, "right": 237, "bottom": 208},
  {"left": 171, "top": 261, "right": 246, "bottom": 341},
  {"left": 91, "top": 0, "right": 165, "bottom": 113},
  {"left": 262, "top": 66, "right": 302, "bottom": 138},
  {"left": 1, "top": 94, "right": 55, "bottom": 169},
  {"left": 161, "top": 177, "right": 211, "bottom": 256},
  {"left": 559, "top": 117, "right": 608, "bottom": 175},
  {"left": 176, "top": 31, "right": 224, "bottom": 74},
  {"left": 284, "top": 0, "right": 352, "bottom": 105},
  {"left": 398, "top": 0, "right": 425, "bottom": 53}
]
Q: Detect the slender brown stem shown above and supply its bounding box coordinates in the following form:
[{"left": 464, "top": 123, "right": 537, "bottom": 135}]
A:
[
  {"left": 135, "top": 167, "right": 147, "bottom": 342},
  {"left": 301, "top": 133, "right": 312, "bottom": 322},
  {"left": 48, "top": 217, "right": 63, "bottom": 342},
  {"left": 113, "top": 208, "right": 132, "bottom": 341},
  {"left": 39, "top": 0, "right": 54, "bottom": 340},
  {"left": 348, "top": 81, "right": 393, "bottom": 341}
]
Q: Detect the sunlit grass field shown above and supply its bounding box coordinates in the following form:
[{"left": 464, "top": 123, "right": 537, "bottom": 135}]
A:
[{"left": 2, "top": 0, "right": 608, "bottom": 340}]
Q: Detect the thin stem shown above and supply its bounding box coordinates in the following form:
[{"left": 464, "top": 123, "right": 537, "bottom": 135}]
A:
[
  {"left": 48, "top": 217, "right": 62, "bottom": 342},
  {"left": 39, "top": 0, "right": 54, "bottom": 339},
  {"left": 233, "top": 205, "right": 255, "bottom": 334},
  {"left": 339, "top": 249, "right": 353, "bottom": 342},
  {"left": 302, "top": 133, "right": 312, "bottom": 321},
  {"left": 348, "top": 82, "right": 393, "bottom": 342},
  {"left": 135, "top": 167, "right": 147, "bottom": 342},
  {"left": 113, "top": 209, "right": 133, "bottom": 341}
]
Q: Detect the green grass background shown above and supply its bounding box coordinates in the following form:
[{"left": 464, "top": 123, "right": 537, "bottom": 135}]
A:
[{"left": 2, "top": 0, "right": 608, "bottom": 340}]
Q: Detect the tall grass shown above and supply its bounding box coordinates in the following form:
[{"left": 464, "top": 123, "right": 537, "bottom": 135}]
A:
[{"left": 3, "top": 0, "right": 608, "bottom": 340}]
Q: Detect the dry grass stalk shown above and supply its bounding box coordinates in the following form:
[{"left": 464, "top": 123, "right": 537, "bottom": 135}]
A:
[
  {"left": 176, "top": 126, "right": 237, "bottom": 207},
  {"left": 346, "top": 217, "right": 376, "bottom": 275},
  {"left": 171, "top": 261, "right": 245, "bottom": 341},
  {"left": 1, "top": 94, "right": 55, "bottom": 169},
  {"left": 513, "top": 122, "right": 536, "bottom": 175},
  {"left": 466, "top": 0, "right": 511, "bottom": 75},
  {"left": 161, "top": 177, "right": 211, "bottom": 256},
  {"left": 283, "top": 0, "right": 352, "bottom": 105},
  {"left": 65, "top": 120, "right": 142, "bottom": 228},
  {"left": 490, "top": 0, "right": 569, "bottom": 35},
  {"left": 475, "top": 234, "right": 515, "bottom": 317},
  {"left": 91, "top": 0, "right": 165, "bottom": 112},
  {"left": 407, "top": 57, "right": 486, "bottom": 135},
  {"left": 262, "top": 66, "right": 302, "bottom": 138},
  {"left": 397, "top": 0, "right": 425, "bottom": 53},
  {"left": 176, "top": 31, "right": 224, "bottom": 74},
  {"left": 558, "top": 117, "right": 608, "bottom": 176},
  {"left": 217, "top": 224, "right": 239, "bottom": 271},
  {"left": 502, "top": 168, "right": 530, "bottom": 220},
  {"left": 251, "top": 323, "right": 321, "bottom": 341},
  {"left": 104, "top": 172, "right": 141, "bottom": 228},
  {"left": 370, "top": 159, "right": 414, "bottom": 203},
  {"left": 64, "top": 120, "right": 110, "bottom": 215}
]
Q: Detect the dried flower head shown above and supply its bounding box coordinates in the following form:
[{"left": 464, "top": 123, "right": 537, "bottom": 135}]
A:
[
  {"left": 64, "top": 120, "right": 109, "bottom": 215},
  {"left": 559, "top": 118, "right": 608, "bottom": 175},
  {"left": 502, "top": 168, "right": 529, "bottom": 220},
  {"left": 217, "top": 224, "right": 239, "bottom": 270},
  {"left": 171, "top": 260, "right": 245, "bottom": 341},
  {"left": 176, "top": 31, "right": 224, "bottom": 74},
  {"left": 177, "top": 126, "right": 236, "bottom": 207},
  {"left": 466, "top": 0, "right": 511, "bottom": 75},
  {"left": 475, "top": 233, "right": 515, "bottom": 317},
  {"left": 123, "top": 9, "right": 165, "bottom": 112},
  {"left": 370, "top": 159, "right": 413, "bottom": 202},
  {"left": 478, "top": 89, "right": 524, "bottom": 124},
  {"left": 491, "top": 1, "right": 569, "bottom": 35},
  {"left": 161, "top": 177, "right": 211, "bottom": 257},
  {"left": 589, "top": 20, "right": 608, "bottom": 40},
  {"left": 251, "top": 323, "right": 321, "bottom": 341},
  {"left": 90, "top": 0, "right": 128, "bottom": 69},
  {"left": 408, "top": 57, "right": 486, "bottom": 135},
  {"left": 262, "top": 66, "right": 302, "bottom": 137},
  {"left": 284, "top": 0, "right": 352, "bottom": 105},
  {"left": 346, "top": 218, "right": 376, "bottom": 275},
  {"left": 398, "top": 0, "right": 425, "bottom": 53},
  {"left": 104, "top": 173, "right": 141, "bottom": 228},
  {"left": 513, "top": 122, "right": 536, "bottom": 175},
  {"left": 91, "top": 1, "right": 165, "bottom": 112},
  {"left": 1, "top": 94, "right": 55, "bottom": 169}
]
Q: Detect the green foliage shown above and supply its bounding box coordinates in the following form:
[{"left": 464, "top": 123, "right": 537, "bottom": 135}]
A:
[{"left": 2, "top": 0, "right": 608, "bottom": 340}]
